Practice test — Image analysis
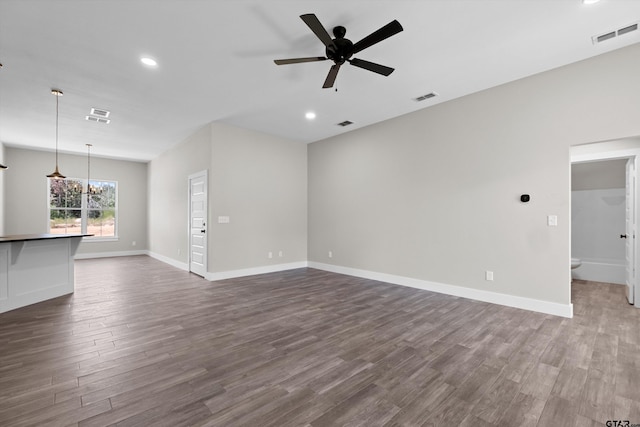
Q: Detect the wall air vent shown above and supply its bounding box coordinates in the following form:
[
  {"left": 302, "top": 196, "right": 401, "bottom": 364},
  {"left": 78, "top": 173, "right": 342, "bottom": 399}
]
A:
[
  {"left": 337, "top": 120, "right": 353, "bottom": 127},
  {"left": 90, "top": 108, "right": 110, "bottom": 118},
  {"left": 85, "top": 115, "right": 110, "bottom": 124},
  {"left": 592, "top": 22, "right": 638, "bottom": 44},
  {"left": 414, "top": 92, "right": 438, "bottom": 102}
]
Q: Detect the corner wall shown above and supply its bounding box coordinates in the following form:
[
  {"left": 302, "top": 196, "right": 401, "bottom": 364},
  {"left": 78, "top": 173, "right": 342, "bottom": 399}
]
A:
[
  {"left": 308, "top": 43, "right": 640, "bottom": 316},
  {"left": 147, "top": 124, "right": 211, "bottom": 267},
  {"left": 147, "top": 122, "right": 308, "bottom": 277}
]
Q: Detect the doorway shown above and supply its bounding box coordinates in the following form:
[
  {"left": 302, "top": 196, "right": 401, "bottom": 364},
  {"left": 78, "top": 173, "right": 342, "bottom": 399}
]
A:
[
  {"left": 188, "top": 170, "right": 207, "bottom": 277},
  {"left": 571, "top": 145, "right": 638, "bottom": 308}
]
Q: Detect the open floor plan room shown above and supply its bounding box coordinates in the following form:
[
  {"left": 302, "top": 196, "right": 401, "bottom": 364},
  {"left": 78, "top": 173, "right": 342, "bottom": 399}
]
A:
[{"left": 0, "top": 256, "right": 638, "bottom": 426}]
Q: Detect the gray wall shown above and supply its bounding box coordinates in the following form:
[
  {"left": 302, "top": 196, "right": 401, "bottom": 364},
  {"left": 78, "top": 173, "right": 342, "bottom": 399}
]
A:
[
  {"left": 572, "top": 160, "right": 626, "bottom": 191},
  {"left": 308, "top": 43, "right": 640, "bottom": 306},
  {"left": 209, "top": 122, "right": 307, "bottom": 272},
  {"left": 147, "top": 124, "right": 211, "bottom": 264},
  {"left": 4, "top": 146, "right": 148, "bottom": 255},
  {"left": 147, "top": 122, "right": 308, "bottom": 274}
]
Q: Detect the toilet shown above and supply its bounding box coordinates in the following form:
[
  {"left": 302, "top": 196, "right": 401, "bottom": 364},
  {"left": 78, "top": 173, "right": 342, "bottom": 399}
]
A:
[{"left": 571, "top": 258, "right": 582, "bottom": 269}]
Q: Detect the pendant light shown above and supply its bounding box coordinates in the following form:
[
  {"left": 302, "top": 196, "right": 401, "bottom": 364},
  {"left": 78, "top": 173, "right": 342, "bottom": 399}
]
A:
[{"left": 47, "top": 88, "right": 65, "bottom": 179}]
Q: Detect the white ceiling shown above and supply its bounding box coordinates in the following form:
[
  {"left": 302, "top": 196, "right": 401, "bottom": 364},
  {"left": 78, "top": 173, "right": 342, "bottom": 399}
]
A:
[{"left": 1, "top": 0, "right": 639, "bottom": 162}]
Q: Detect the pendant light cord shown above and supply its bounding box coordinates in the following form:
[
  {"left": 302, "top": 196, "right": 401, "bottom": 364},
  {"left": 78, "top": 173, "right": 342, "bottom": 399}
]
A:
[
  {"left": 55, "top": 94, "right": 60, "bottom": 168},
  {"left": 86, "top": 144, "right": 92, "bottom": 197}
]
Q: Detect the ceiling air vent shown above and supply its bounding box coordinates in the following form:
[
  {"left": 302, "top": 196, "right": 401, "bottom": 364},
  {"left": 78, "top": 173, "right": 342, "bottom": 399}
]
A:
[
  {"left": 337, "top": 120, "right": 353, "bottom": 127},
  {"left": 414, "top": 92, "right": 438, "bottom": 102},
  {"left": 90, "top": 108, "right": 110, "bottom": 118},
  {"left": 618, "top": 23, "right": 638, "bottom": 36},
  {"left": 592, "top": 22, "right": 638, "bottom": 44},
  {"left": 85, "top": 115, "right": 111, "bottom": 124}
]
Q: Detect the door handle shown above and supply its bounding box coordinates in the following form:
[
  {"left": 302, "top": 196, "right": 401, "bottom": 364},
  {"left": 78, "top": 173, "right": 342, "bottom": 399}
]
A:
[
  {"left": 201, "top": 229, "right": 206, "bottom": 233},
  {"left": 621, "top": 234, "right": 628, "bottom": 239}
]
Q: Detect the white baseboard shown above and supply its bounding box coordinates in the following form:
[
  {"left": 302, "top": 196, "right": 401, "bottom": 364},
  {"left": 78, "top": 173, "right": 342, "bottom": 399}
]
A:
[
  {"left": 75, "top": 250, "right": 149, "bottom": 260},
  {"left": 110, "top": 253, "right": 573, "bottom": 318},
  {"left": 308, "top": 262, "right": 573, "bottom": 318},
  {"left": 206, "top": 261, "right": 309, "bottom": 281},
  {"left": 147, "top": 251, "right": 189, "bottom": 271},
  {"left": 572, "top": 259, "right": 625, "bottom": 284}
]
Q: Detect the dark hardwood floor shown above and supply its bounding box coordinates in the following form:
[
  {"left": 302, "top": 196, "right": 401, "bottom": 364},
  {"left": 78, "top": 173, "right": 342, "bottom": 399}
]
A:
[{"left": 0, "top": 256, "right": 639, "bottom": 426}]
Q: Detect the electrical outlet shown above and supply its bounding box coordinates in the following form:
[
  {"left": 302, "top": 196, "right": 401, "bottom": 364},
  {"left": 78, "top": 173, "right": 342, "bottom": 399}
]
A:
[
  {"left": 268, "top": 251, "right": 273, "bottom": 259},
  {"left": 178, "top": 248, "right": 181, "bottom": 255},
  {"left": 328, "top": 250, "right": 333, "bottom": 258},
  {"left": 485, "top": 271, "right": 494, "bottom": 281},
  {"left": 278, "top": 251, "right": 283, "bottom": 257},
  {"left": 132, "top": 241, "right": 136, "bottom": 246}
]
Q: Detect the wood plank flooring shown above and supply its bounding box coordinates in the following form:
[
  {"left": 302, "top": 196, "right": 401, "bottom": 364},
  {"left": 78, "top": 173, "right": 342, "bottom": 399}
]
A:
[{"left": 0, "top": 255, "right": 639, "bottom": 426}]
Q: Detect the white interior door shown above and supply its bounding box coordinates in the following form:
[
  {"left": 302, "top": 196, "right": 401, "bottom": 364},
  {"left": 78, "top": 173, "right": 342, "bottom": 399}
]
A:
[
  {"left": 625, "top": 158, "right": 635, "bottom": 305},
  {"left": 189, "top": 171, "right": 207, "bottom": 277}
]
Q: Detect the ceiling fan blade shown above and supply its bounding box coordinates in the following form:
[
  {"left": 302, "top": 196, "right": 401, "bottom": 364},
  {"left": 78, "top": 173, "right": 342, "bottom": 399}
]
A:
[
  {"left": 348, "top": 58, "right": 395, "bottom": 76},
  {"left": 352, "top": 20, "right": 403, "bottom": 54},
  {"left": 323, "top": 64, "right": 341, "bottom": 88},
  {"left": 300, "top": 14, "right": 336, "bottom": 49},
  {"left": 274, "top": 57, "right": 327, "bottom": 65}
]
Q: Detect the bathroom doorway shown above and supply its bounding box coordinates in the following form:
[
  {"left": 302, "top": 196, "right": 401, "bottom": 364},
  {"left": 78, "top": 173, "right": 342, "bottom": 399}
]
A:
[{"left": 571, "top": 139, "right": 640, "bottom": 308}]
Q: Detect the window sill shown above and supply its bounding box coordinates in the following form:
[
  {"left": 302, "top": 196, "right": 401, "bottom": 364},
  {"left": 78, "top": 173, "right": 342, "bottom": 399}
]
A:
[{"left": 82, "top": 237, "right": 119, "bottom": 243}]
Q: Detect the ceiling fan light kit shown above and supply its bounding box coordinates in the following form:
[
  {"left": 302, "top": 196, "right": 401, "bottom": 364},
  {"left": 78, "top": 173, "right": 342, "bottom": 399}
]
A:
[{"left": 274, "top": 13, "right": 403, "bottom": 88}]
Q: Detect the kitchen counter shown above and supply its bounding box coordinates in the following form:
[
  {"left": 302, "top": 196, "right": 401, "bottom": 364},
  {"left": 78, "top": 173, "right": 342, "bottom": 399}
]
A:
[{"left": 0, "top": 234, "right": 90, "bottom": 313}]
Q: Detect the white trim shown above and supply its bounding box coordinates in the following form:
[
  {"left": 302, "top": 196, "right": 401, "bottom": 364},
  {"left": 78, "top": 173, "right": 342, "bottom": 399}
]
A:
[
  {"left": 571, "top": 148, "right": 640, "bottom": 163},
  {"left": 123, "top": 252, "right": 574, "bottom": 317},
  {"left": 147, "top": 251, "right": 189, "bottom": 271},
  {"left": 308, "top": 262, "right": 574, "bottom": 318},
  {"left": 206, "top": 261, "right": 309, "bottom": 281},
  {"left": 82, "top": 237, "right": 119, "bottom": 243},
  {"left": 75, "top": 250, "right": 148, "bottom": 260}
]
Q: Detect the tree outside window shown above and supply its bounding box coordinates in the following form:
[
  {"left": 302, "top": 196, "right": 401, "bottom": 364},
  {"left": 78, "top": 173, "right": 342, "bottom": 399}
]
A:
[{"left": 49, "top": 178, "right": 117, "bottom": 238}]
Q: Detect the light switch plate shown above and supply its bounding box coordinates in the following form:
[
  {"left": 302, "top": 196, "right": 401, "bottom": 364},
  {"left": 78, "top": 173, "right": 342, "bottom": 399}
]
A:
[
  {"left": 547, "top": 215, "right": 558, "bottom": 226},
  {"left": 218, "top": 216, "right": 230, "bottom": 224}
]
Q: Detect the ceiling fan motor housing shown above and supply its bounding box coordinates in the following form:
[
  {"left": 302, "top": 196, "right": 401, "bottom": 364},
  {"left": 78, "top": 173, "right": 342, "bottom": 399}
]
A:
[{"left": 326, "top": 26, "right": 353, "bottom": 64}]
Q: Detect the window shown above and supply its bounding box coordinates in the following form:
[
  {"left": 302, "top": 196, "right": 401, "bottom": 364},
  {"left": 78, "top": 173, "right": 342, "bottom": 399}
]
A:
[{"left": 49, "top": 178, "right": 117, "bottom": 238}]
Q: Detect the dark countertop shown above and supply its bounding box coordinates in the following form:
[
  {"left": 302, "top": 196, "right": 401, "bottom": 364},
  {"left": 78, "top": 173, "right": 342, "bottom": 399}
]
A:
[{"left": 0, "top": 234, "right": 92, "bottom": 243}]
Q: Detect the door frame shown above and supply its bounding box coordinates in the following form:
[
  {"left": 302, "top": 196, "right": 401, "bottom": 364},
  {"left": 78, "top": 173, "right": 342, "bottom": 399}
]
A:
[
  {"left": 188, "top": 170, "right": 208, "bottom": 277},
  {"left": 571, "top": 148, "right": 639, "bottom": 308},
  {"left": 625, "top": 158, "right": 635, "bottom": 304}
]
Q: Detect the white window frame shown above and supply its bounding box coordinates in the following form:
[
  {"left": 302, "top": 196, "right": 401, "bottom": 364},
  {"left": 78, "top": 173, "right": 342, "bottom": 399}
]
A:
[{"left": 47, "top": 177, "right": 119, "bottom": 241}]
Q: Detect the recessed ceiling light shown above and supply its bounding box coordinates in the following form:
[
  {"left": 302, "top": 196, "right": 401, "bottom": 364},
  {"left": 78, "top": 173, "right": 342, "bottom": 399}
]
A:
[
  {"left": 140, "top": 57, "right": 158, "bottom": 67},
  {"left": 582, "top": 0, "right": 600, "bottom": 4},
  {"left": 305, "top": 112, "right": 316, "bottom": 120}
]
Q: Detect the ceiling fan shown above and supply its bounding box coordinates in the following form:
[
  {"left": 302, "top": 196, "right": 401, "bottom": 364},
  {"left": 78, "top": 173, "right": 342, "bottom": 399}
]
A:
[{"left": 274, "top": 14, "right": 403, "bottom": 89}]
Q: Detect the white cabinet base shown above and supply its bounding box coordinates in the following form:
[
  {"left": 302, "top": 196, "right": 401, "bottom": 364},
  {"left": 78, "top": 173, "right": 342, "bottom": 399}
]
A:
[{"left": 0, "top": 235, "right": 85, "bottom": 314}]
